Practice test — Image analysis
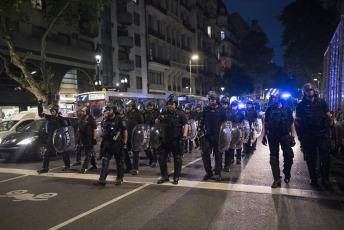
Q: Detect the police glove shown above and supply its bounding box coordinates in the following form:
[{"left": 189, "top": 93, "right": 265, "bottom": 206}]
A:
[
  {"left": 290, "top": 136, "right": 296, "bottom": 147},
  {"left": 262, "top": 136, "right": 268, "bottom": 146},
  {"left": 122, "top": 143, "right": 128, "bottom": 152},
  {"left": 92, "top": 139, "right": 97, "bottom": 146},
  {"left": 197, "top": 129, "right": 204, "bottom": 138},
  {"left": 181, "top": 136, "right": 187, "bottom": 144}
]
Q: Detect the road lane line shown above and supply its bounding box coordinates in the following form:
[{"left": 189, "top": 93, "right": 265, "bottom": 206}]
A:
[
  {"left": 48, "top": 183, "right": 150, "bottom": 230},
  {"left": 0, "top": 174, "right": 29, "bottom": 183},
  {"left": 169, "top": 157, "right": 202, "bottom": 175},
  {"left": 0, "top": 167, "right": 343, "bottom": 201}
]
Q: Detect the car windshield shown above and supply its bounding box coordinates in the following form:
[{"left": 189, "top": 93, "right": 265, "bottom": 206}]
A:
[
  {"left": 20, "top": 120, "right": 46, "bottom": 132},
  {"left": 0, "top": 120, "right": 19, "bottom": 132}
]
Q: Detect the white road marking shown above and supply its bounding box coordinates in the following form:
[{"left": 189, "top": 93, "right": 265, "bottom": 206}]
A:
[
  {"left": 0, "top": 175, "right": 29, "bottom": 183},
  {"left": 48, "top": 184, "right": 150, "bottom": 230},
  {"left": 0, "top": 167, "right": 343, "bottom": 201},
  {"left": 169, "top": 157, "right": 202, "bottom": 175}
]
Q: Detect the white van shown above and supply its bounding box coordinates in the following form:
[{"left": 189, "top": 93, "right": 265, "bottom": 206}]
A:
[{"left": 0, "top": 111, "right": 38, "bottom": 140}]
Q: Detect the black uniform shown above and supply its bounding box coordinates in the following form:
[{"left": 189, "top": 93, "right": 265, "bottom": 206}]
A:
[
  {"left": 158, "top": 108, "right": 187, "bottom": 180},
  {"left": 193, "top": 110, "right": 202, "bottom": 148},
  {"left": 225, "top": 109, "right": 245, "bottom": 165},
  {"left": 265, "top": 103, "right": 294, "bottom": 183},
  {"left": 144, "top": 109, "right": 160, "bottom": 165},
  {"left": 244, "top": 108, "right": 258, "bottom": 156},
  {"left": 296, "top": 96, "right": 331, "bottom": 183},
  {"left": 198, "top": 106, "right": 227, "bottom": 178},
  {"left": 95, "top": 114, "right": 127, "bottom": 185},
  {"left": 124, "top": 109, "right": 144, "bottom": 172},
  {"left": 184, "top": 111, "right": 194, "bottom": 153},
  {"left": 38, "top": 105, "right": 66, "bottom": 171},
  {"left": 78, "top": 115, "right": 97, "bottom": 171}
]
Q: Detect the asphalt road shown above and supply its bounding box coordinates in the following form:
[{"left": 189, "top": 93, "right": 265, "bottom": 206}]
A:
[{"left": 0, "top": 138, "right": 344, "bottom": 230}]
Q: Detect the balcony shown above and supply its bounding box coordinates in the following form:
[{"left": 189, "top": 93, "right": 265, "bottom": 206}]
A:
[
  {"left": 183, "top": 21, "right": 195, "bottom": 33},
  {"left": 148, "top": 56, "right": 170, "bottom": 66},
  {"left": 220, "top": 51, "right": 229, "bottom": 57},
  {"left": 148, "top": 28, "right": 165, "bottom": 41},
  {"left": 145, "top": 0, "right": 167, "bottom": 14},
  {"left": 117, "top": 12, "right": 132, "bottom": 25},
  {"left": 118, "top": 35, "right": 133, "bottom": 48},
  {"left": 119, "top": 60, "right": 134, "bottom": 72},
  {"left": 181, "top": 44, "right": 192, "bottom": 52}
]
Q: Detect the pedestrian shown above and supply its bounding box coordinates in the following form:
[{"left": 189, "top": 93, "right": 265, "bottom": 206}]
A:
[
  {"left": 193, "top": 104, "right": 202, "bottom": 149},
  {"left": 198, "top": 91, "right": 227, "bottom": 181},
  {"left": 93, "top": 102, "right": 128, "bottom": 186},
  {"left": 295, "top": 83, "right": 333, "bottom": 188},
  {"left": 143, "top": 100, "right": 160, "bottom": 168},
  {"left": 262, "top": 92, "right": 295, "bottom": 188},
  {"left": 124, "top": 99, "right": 144, "bottom": 175},
  {"left": 37, "top": 102, "right": 68, "bottom": 173},
  {"left": 244, "top": 100, "right": 258, "bottom": 157},
  {"left": 184, "top": 103, "right": 194, "bottom": 153},
  {"left": 78, "top": 106, "right": 98, "bottom": 173},
  {"left": 156, "top": 93, "right": 188, "bottom": 184}
]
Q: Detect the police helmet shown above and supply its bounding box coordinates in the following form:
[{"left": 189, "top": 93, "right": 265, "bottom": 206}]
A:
[
  {"left": 220, "top": 96, "right": 230, "bottom": 104},
  {"left": 185, "top": 103, "right": 193, "bottom": 111},
  {"left": 206, "top": 91, "right": 219, "bottom": 102},
  {"left": 80, "top": 106, "right": 91, "bottom": 115},
  {"left": 105, "top": 101, "right": 117, "bottom": 112},
  {"left": 146, "top": 100, "right": 155, "bottom": 108},
  {"left": 165, "top": 93, "right": 178, "bottom": 106},
  {"left": 48, "top": 104, "right": 59, "bottom": 113},
  {"left": 231, "top": 100, "right": 238, "bottom": 108},
  {"left": 195, "top": 104, "right": 201, "bottom": 109},
  {"left": 302, "top": 83, "right": 315, "bottom": 93},
  {"left": 117, "top": 105, "right": 125, "bottom": 113},
  {"left": 125, "top": 99, "right": 136, "bottom": 108}
]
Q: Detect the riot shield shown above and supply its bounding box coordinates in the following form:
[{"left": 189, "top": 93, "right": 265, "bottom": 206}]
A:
[
  {"left": 218, "top": 121, "right": 233, "bottom": 152},
  {"left": 150, "top": 125, "right": 161, "bottom": 149},
  {"left": 131, "top": 124, "right": 150, "bottom": 151},
  {"left": 187, "top": 119, "right": 197, "bottom": 140},
  {"left": 53, "top": 126, "right": 76, "bottom": 153},
  {"left": 229, "top": 123, "right": 241, "bottom": 149},
  {"left": 241, "top": 120, "right": 250, "bottom": 144}
]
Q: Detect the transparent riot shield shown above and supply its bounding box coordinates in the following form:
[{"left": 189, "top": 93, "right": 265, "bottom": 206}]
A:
[
  {"left": 187, "top": 119, "right": 197, "bottom": 140},
  {"left": 53, "top": 126, "right": 76, "bottom": 153},
  {"left": 229, "top": 123, "right": 241, "bottom": 149},
  {"left": 150, "top": 125, "right": 161, "bottom": 149},
  {"left": 132, "top": 124, "right": 150, "bottom": 151},
  {"left": 241, "top": 120, "right": 250, "bottom": 144},
  {"left": 218, "top": 121, "right": 233, "bottom": 152}
]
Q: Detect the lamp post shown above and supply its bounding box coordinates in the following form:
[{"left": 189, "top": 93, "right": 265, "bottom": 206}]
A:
[
  {"left": 95, "top": 52, "right": 102, "bottom": 90},
  {"left": 121, "top": 77, "right": 128, "bottom": 92},
  {"left": 189, "top": 54, "right": 199, "bottom": 95}
]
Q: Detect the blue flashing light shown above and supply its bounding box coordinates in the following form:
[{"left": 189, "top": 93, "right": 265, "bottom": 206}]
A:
[
  {"left": 281, "top": 93, "right": 291, "bottom": 98},
  {"left": 238, "top": 103, "right": 246, "bottom": 109}
]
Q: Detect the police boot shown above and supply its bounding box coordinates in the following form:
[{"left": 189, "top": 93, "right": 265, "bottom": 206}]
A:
[
  {"left": 214, "top": 151, "right": 223, "bottom": 176},
  {"left": 114, "top": 178, "right": 123, "bottom": 186},
  {"left": 236, "top": 149, "right": 242, "bottom": 164},
  {"left": 223, "top": 150, "right": 231, "bottom": 172},
  {"left": 202, "top": 153, "right": 212, "bottom": 179},
  {"left": 124, "top": 152, "right": 132, "bottom": 173},
  {"left": 132, "top": 151, "right": 140, "bottom": 170},
  {"left": 89, "top": 155, "right": 98, "bottom": 171},
  {"left": 93, "top": 157, "right": 109, "bottom": 187},
  {"left": 116, "top": 158, "right": 125, "bottom": 181},
  {"left": 188, "top": 140, "right": 193, "bottom": 153},
  {"left": 270, "top": 156, "right": 281, "bottom": 188},
  {"left": 173, "top": 155, "right": 182, "bottom": 184},
  {"left": 306, "top": 159, "right": 317, "bottom": 185},
  {"left": 157, "top": 154, "right": 169, "bottom": 184},
  {"left": 62, "top": 152, "right": 71, "bottom": 168},
  {"left": 145, "top": 148, "right": 153, "bottom": 166}
]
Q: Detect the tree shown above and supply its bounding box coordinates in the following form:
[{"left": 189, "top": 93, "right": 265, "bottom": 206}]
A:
[
  {"left": 223, "top": 66, "right": 254, "bottom": 96},
  {"left": 278, "top": 0, "right": 338, "bottom": 84},
  {"left": 0, "top": 0, "right": 111, "bottom": 105}
]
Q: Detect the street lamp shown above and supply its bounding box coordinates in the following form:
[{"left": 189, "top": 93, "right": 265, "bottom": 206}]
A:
[
  {"left": 189, "top": 54, "right": 199, "bottom": 95},
  {"left": 94, "top": 50, "right": 102, "bottom": 90},
  {"left": 121, "top": 77, "right": 128, "bottom": 92},
  {"left": 221, "top": 87, "right": 224, "bottom": 93}
]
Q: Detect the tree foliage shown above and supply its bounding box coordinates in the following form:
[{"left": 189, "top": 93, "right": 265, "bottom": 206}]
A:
[
  {"left": 223, "top": 66, "right": 254, "bottom": 96},
  {"left": 0, "top": 0, "right": 111, "bottom": 105},
  {"left": 278, "top": 0, "right": 338, "bottom": 84}
]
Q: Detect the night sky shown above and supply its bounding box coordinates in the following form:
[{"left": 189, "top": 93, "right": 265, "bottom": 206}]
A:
[{"left": 223, "top": 0, "right": 295, "bottom": 67}]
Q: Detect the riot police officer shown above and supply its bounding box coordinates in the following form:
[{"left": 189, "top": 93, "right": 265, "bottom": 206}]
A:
[
  {"left": 262, "top": 93, "right": 295, "bottom": 188},
  {"left": 78, "top": 106, "right": 98, "bottom": 173},
  {"left": 156, "top": 93, "right": 188, "bottom": 184},
  {"left": 184, "top": 103, "right": 194, "bottom": 153},
  {"left": 93, "top": 102, "right": 128, "bottom": 186},
  {"left": 124, "top": 99, "right": 144, "bottom": 175},
  {"left": 244, "top": 100, "right": 258, "bottom": 157},
  {"left": 295, "top": 83, "right": 333, "bottom": 188},
  {"left": 226, "top": 100, "right": 245, "bottom": 166},
  {"left": 144, "top": 100, "right": 160, "bottom": 168},
  {"left": 37, "top": 103, "right": 67, "bottom": 173},
  {"left": 198, "top": 91, "right": 227, "bottom": 181},
  {"left": 220, "top": 96, "right": 231, "bottom": 172},
  {"left": 193, "top": 104, "right": 202, "bottom": 149}
]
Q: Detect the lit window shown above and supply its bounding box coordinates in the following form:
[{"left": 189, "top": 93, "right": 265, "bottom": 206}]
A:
[
  {"left": 207, "top": 26, "right": 211, "bottom": 37},
  {"left": 221, "top": 31, "right": 225, "bottom": 40}
]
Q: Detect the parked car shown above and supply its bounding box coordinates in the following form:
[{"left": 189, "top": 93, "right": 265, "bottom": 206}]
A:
[
  {"left": 0, "top": 111, "right": 38, "bottom": 140},
  {"left": 0, "top": 117, "right": 79, "bottom": 161}
]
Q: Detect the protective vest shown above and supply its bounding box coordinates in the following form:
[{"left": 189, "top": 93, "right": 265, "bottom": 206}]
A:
[
  {"left": 127, "top": 109, "right": 143, "bottom": 134},
  {"left": 194, "top": 112, "right": 202, "bottom": 122},
  {"left": 79, "top": 116, "right": 95, "bottom": 135},
  {"left": 246, "top": 109, "right": 257, "bottom": 125},
  {"left": 144, "top": 109, "right": 159, "bottom": 126},
  {"left": 102, "top": 115, "right": 125, "bottom": 142},
  {"left": 46, "top": 115, "right": 65, "bottom": 138},
  {"left": 203, "top": 106, "right": 224, "bottom": 133},
  {"left": 267, "top": 105, "right": 291, "bottom": 135},
  {"left": 302, "top": 100, "right": 327, "bottom": 132},
  {"left": 160, "top": 109, "right": 185, "bottom": 139}
]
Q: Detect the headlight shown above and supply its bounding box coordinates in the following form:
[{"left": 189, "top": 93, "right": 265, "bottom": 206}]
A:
[
  {"left": 17, "top": 136, "right": 38, "bottom": 145},
  {"left": 0, "top": 137, "right": 2, "bottom": 144}
]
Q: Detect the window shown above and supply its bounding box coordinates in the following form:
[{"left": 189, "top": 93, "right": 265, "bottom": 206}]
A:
[
  {"left": 148, "top": 70, "right": 164, "bottom": 85},
  {"left": 207, "top": 26, "right": 212, "bottom": 37},
  {"left": 135, "top": 33, "right": 141, "bottom": 47},
  {"left": 135, "top": 55, "right": 141, "bottom": 68},
  {"left": 136, "top": 76, "right": 142, "bottom": 89},
  {"left": 221, "top": 31, "right": 225, "bottom": 40},
  {"left": 133, "top": 0, "right": 139, "bottom": 4},
  {"left": 133, "top": 12, "right": 140, "bottom": 26}
]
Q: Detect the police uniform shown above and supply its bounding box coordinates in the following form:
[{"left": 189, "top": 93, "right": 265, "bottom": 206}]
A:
[
  {"left": 184, "top": 109, "right": 195, "bottom": 153},
  {"left": 78, "top": 114, "right": 97, "bottom": 172},
  {"left": 124, "top": 107, "right": 144, "bottom": 174},
  {"left": 198, "top": 103, "right": 227, "bottom": 181},
  {"left": 264, "top": 102, "right": 294, "bottom": 187},
  {"left": 157, "top": 106, "right": 188, "bottom": 184},
  {"left": 144, "top": 108, "right": 160, "bottom": 166},
  {"left": 193, "top": 108, "right": 202, "bottom": 148},
  {"left": 296, "top": 95, "right": 331, "bottom": 185}
]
